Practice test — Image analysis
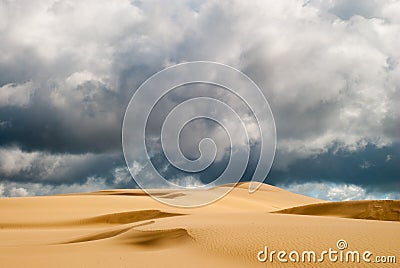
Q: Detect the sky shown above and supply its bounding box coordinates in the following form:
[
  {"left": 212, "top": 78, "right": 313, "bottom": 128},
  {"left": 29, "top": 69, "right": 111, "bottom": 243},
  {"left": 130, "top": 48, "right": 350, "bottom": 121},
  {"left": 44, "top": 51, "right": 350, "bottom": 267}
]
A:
[{"left": 0, "top": 0, "right": 399, "bottom": 201}]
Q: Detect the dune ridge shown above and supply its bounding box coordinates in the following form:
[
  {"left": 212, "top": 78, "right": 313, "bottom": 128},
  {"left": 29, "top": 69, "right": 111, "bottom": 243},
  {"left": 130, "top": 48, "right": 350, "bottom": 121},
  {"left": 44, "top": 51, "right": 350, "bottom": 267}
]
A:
[
  {"left": 63, "top": 221, "right": 191, "bottom": 247},
  {"left": 274, "top": 200, "right": 400, "bottom": 221},
  {"left": 0, "top": 210, "right": 184, "bottom": 229}
]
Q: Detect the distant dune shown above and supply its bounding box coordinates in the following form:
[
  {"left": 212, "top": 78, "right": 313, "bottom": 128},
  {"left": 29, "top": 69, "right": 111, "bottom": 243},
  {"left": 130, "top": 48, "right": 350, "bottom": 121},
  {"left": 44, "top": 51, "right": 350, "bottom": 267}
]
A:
[
  {"left": 0, "top": 183, "right": 398, "bottom": 267},
  {"left": 274, "top": 200, "right": 400, "bottom": 221}
]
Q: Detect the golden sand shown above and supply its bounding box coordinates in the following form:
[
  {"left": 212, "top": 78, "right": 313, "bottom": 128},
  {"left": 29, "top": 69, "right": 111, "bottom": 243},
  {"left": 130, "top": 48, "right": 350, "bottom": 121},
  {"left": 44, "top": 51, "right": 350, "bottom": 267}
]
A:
[{"left": 0, "top": 182, "right": 398, "bottom": 267}]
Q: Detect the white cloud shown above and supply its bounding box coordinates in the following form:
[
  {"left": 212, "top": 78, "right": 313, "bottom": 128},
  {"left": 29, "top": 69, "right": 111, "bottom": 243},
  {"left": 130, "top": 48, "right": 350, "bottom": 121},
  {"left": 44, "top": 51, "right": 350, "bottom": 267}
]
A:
[
  {"left": 0, "top": 0, "right": 399, "bottom": 193},
  {"left": 0, "top": 176, "right": 110, "bottom": 197},
  {"left": 0, "top": 82, "right": 34, "bottom": 107},
  {"left": 326, "top": 184, "right": 367, "bottom": 201},
  {"left": 238, "top": 3, "right": 399, "bottom": 159},
  {"left": 170, "top": 175, "right": 206, "bottom": 189},
  {"left": 280, "top": 182, "right": 400, "bottom": 201},
  {"left": 0, "top": 147, "right": 38, "bottom": 176},
  {"left": 129, "top": 161, "right": 144, "bottom": 177},
  {"left": 1, "top": 0, "right": 398, "bottom": 158},
  {"left": 112, "top": 166, "right": 132, "bottom": 185},
  {"left": 8, "top": 187, "right": 29, "bottom": 197},
  {"left": 0, "top": 147, "right": 118, "bottom": 182}
]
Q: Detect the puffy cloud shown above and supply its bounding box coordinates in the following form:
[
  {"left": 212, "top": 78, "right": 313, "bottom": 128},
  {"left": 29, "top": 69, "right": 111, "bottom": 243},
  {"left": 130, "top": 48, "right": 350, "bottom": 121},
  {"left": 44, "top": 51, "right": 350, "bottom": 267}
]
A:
[
  {"left": 239, "top": 5, "right": 399, "bottom": 159},
  {"left": 0, "top": 147, "right": 123, "bottom": 183},
  {"left": 0, "top": 177, "right": 111, "bottom": 197},
  {"left": 8, "top": 187, "right": 29, "bottom": 197},
  {"left": 112, "top": 166, "right": 132, "bottom": 185},
  {"left": 1, "top": 0, "right": 399, "bottom": 156},
  {"left": 0, "top": 82, "right": 34, "bottom": 107},
  {"left": 170, "top": 175, "right": 205, "bottom": 188},
  {"left": 0, "top": 0, "right": 398, "bottom": 196},
  {"left": 281, "top": 181, "right": 400, "bottom": 201}
]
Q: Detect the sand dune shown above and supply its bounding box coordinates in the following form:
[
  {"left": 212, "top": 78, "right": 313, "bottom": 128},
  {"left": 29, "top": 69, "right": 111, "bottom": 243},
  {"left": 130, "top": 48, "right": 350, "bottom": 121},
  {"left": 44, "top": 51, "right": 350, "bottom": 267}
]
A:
[
  {"left": 0, "top": 210, "right": 183, "bottom": 228},
  {"left": 275, "top": 200, "right": 400, "bottom": 221},
  {"left": 0, "top": 182, "right": 398, "bottom": 267}
]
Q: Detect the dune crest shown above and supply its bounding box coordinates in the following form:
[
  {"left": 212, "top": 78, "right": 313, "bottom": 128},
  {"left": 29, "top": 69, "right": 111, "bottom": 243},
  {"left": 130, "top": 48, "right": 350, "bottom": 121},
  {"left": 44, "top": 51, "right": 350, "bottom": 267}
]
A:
[
  {"left": 0, "top": 210, "right": 183, "bottom": 228},
  {"left": 275, "top": 200, "right": 400, "bottom": 221}
]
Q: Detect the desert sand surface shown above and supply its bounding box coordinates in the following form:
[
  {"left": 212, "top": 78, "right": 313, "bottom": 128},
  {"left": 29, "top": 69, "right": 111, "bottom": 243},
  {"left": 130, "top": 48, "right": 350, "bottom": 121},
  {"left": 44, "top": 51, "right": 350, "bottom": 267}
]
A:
[
  {"left": 0, "top": 182, "right": 398, "bottom": 267},
  {"left": 275, "top": 200, "right": 400, "bottom": 221}
]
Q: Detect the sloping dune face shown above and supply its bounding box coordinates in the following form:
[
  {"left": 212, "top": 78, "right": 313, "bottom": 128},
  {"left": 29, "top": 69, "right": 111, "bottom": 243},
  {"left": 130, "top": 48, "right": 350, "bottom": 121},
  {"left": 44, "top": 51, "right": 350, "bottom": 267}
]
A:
[
  {"left": 0, "top": 183, "right": 399, "bottom": 268},
  {"left": 275, "top": 200, "right": 400, "bottom": 221}
]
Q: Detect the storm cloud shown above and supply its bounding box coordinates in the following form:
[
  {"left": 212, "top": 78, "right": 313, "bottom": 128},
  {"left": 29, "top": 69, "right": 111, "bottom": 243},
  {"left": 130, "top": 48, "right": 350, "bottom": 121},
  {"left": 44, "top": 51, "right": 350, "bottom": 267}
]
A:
[{"left": 0, "top": 0, "right": 399, "bottom": 199}]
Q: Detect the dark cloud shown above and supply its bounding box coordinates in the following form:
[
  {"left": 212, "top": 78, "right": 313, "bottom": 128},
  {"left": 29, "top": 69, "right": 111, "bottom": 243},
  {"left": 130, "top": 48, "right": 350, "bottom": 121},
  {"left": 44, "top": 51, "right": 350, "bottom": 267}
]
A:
[
  {"left": 0, "top": 81, "right": 125, "bottom": 154},
  {"left": 0, "top": 147, "right": 125, "bottom": 184},
  {"left": 0, "top": 0, "right": 399, "bottom": 198},
  {"left": 268, "top": 143, "right": 400, "bottom": 192}
]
